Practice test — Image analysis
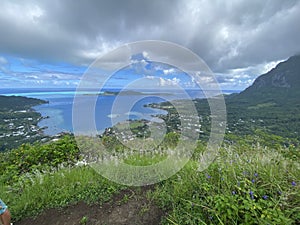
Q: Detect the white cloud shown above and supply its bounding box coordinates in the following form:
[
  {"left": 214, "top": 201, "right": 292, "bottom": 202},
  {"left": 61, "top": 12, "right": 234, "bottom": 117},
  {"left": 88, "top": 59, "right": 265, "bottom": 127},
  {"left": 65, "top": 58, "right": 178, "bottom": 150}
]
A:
[
  {"left": 0, "top": 56, "right": 8, "bottom": 64},
  {"left": 213, "top": 59, "right": 284, "bottom": 90},
  {"left": 261, "top": 60, "right": 284, "bottom": 74},
  {"left": 142, "top": 51, "right": 149, "bottom": 59},
  {"left": 145, "top": 75, "right": 155, "bottom": 80},
  {"left": 163, "top": 68, "right": 176, "bottom": 75},
  {"left": 25, "top": 75, "right": 38, "bottom": 79},
  {"left": 159, "top": 77, "right": 180, "bottom": 87},
  {"left": 0, "top": 56, "right": 9, "bottom": 73},
  {"left": 183, "top": 81, "right": 196, "bottom": 88},
  {"left": 1, "top": 1, "right": 44, "bottom": 26},
  {"left": 198, "top": 76, "right": 214, "bottom": 83}
]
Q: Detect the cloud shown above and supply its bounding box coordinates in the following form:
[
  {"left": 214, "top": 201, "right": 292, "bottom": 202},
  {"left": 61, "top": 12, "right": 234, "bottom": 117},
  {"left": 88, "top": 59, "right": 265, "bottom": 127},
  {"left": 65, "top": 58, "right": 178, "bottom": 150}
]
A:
[
  {"left": 163, "top": 68, "right": 176, "bottom": 75},
  {"left": 159, "top": 77, "right": 181, "bottom": 87},
  {"left": 145, "top": 75, "right": 155, "bottom": 80},
  {"left": 0, "top": 56, "right": 9, "bottom": 73},
  {"left": 0, "top": 56, "right": 84, "bottom": 87},
  {"left": 0, "top": 0, "right": 299, "bottom": 69},
  {"left": 142, "top": 51, "right": 149, "bottom": 60},
  {"left": 0, "top": 0, "right": 300, "bottom": 89},
  {"left": 211, "top": 57, "right": 285, "bottom": 90},
  {"left": 25, "top": 75, "right": 39, "bottom": 79},
  {"left": 0, "top": 56, "right": 8, "bottom": 65}
]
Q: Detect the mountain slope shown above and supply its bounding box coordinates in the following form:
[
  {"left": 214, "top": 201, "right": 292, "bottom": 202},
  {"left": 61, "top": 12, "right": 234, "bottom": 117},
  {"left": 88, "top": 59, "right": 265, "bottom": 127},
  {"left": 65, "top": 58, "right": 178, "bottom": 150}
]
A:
[
  {"left": 231, "top": 55, "right": 300, "bottom": 105},
  {"left": 225, "top": 55, "right": 300, "bottom": 141}
]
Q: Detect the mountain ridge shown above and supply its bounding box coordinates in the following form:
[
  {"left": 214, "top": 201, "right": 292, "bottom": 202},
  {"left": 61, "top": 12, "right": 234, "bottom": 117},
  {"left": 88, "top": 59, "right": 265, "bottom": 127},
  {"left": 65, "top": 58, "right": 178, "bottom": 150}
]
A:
[
  {"left": 224, "top": 54, "right": 300, "bottom": 140},
  {"left": 234, "top": 55, "right": 300, "bottom": 100},
  {"left": 231, "top": 54, "right": 300, "bottom": 105}
]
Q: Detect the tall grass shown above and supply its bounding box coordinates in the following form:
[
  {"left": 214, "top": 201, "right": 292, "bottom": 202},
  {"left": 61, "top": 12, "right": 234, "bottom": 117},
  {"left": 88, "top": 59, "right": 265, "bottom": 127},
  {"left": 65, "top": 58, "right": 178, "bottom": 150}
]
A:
[
  {"left": 1, "top": 165, "right": 123, "bottom": 221},
  {"left": 0, "top": 134, "right": 299, "bottom": 224},
  {"left": 151, "top": 143, "right": 300, "bottom": 224}
]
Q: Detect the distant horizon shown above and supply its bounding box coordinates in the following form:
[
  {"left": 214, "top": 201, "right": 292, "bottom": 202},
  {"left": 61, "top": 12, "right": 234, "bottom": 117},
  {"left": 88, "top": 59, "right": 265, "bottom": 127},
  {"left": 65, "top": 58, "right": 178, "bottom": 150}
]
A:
[{"left": 0, "top": 87, "right": 243, "bottom": 93}]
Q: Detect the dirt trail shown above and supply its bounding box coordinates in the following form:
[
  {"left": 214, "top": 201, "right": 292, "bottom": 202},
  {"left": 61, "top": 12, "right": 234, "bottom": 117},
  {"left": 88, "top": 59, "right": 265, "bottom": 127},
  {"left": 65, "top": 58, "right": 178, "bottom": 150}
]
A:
[{"left": 14, "top": 187, "right": 165, "bottom": 225}]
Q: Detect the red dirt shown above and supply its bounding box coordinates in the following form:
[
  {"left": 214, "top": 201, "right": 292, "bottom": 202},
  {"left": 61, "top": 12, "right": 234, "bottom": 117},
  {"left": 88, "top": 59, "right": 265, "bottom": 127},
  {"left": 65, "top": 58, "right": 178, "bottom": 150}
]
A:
[{"left": 14, "top": 187, "right": 166, "bottom": 225}]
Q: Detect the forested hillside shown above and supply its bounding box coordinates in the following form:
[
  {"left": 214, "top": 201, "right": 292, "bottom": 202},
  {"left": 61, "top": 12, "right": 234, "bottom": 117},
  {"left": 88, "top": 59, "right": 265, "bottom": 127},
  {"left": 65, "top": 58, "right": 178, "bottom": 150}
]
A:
[{"left": 0, "top": 95, "right": 47, "bottom": 151}]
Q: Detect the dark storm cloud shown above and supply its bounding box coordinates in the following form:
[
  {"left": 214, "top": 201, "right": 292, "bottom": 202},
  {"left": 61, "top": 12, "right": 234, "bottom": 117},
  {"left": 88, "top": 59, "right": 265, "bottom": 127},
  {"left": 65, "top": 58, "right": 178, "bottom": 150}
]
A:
[
  {"left": 0, "top": 0, "right": 180, "bottom": 64},
  {"left": 0, "top": 0, "right": 300, "bottom": 73}
]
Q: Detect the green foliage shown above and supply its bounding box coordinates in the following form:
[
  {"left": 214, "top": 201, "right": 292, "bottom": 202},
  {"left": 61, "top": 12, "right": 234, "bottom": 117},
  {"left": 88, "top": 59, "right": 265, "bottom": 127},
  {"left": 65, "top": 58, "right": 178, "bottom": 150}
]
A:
[
  {"left": 0, "top": 134, "right": 123, "bottom": 222},
  {"left": 0, "top": 95, "right": 46, "bottom": 112},
  {"left": 80, "top": 216, "right": 88, "bottom": 225},
  {"left": 0, "top": 126, "right": 299, "bottom": 224},
  {"left": 101, "top": 135, "right": 124, "bottom": 152},
  {"left": 160, "top": 132, "right": 180, "bottom": 149},
  {"left": 225, "top": 130, "right": 298, "bottom": 149},
  {"left": 124, "top": 154, "right": 167, "bottom": 166},
  {"left": 1, "top": 166, "right": 122, "bottom": 221},
  {"left": 152, "top": 143, "right": 300, "bottom": 224},
  {"left": 0, "top": 135, "right": 80, "bottom": 184}
]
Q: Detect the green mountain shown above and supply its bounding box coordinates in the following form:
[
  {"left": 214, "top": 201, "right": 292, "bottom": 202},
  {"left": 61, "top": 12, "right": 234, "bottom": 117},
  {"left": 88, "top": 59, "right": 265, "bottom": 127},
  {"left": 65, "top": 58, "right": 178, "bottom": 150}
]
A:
[
  {"left": 231, "top": 55, "right": 300, "bottom": 105},
  {"left": 0, "top": 95, "right": 47, "bottom": 112},
  {"left": 226, "top": 55, "right": 300, "bottom": 141}
]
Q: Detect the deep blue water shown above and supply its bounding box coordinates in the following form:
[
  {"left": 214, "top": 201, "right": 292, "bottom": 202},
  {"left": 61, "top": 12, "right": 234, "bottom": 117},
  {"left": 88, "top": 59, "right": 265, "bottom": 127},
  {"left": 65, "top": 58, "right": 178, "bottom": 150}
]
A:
[{"left": 0, "top": 88, "right": 240, "bottom": 135}]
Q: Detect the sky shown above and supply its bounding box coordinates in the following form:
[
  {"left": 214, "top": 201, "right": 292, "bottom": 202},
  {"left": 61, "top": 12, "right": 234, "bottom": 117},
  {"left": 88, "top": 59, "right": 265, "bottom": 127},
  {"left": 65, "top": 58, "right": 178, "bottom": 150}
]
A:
[{"left": 1, "top": 0, "right": 300, "bottom": 90}]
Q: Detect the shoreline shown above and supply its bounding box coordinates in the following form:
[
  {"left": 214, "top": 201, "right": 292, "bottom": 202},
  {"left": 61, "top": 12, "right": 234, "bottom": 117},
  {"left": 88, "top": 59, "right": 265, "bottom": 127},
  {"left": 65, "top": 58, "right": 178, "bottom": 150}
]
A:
[{"left": 0, "top": 95, "right": 50, "bottom": 151}]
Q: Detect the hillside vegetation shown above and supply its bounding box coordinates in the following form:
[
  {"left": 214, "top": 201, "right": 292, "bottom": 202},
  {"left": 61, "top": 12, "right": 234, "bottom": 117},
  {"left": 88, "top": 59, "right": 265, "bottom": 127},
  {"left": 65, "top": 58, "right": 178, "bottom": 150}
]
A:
[
  {"left": 0, "top": 95, "right": 47, "bottom": 151},
  {"left": 0, "top": 133, "right": 299, "bottom": 224}
]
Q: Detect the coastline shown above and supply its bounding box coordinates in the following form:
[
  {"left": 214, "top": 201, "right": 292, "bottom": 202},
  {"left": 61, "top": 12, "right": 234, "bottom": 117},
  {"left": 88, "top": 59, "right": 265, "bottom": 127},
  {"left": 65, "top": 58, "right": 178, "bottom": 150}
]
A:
[
  {"left": 0, "top": 88, "right": 241, "bottom": 149},
  {"left": 0, "top": 95, "right": 49, "bottom": 151}
]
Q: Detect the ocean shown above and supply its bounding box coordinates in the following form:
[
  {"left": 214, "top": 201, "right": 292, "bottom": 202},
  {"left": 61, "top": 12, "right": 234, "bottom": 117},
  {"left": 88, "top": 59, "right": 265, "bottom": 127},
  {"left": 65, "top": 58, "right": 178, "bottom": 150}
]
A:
[{"left": 0, "top": 88, "right": 240, "bottom": 135}]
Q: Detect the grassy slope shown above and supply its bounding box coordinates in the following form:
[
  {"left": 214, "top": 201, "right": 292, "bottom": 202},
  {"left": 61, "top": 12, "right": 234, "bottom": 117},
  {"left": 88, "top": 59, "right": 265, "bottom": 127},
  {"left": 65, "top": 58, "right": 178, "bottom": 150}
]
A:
[{"left": 1, "top": 134, "right": 299, "bottom": 224}]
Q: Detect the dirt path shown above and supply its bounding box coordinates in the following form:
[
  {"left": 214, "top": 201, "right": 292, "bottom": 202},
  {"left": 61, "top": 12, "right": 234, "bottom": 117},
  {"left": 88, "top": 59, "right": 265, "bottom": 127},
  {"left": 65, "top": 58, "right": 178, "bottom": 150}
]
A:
[{"left": 14, "top": 187, "right": 165, "bottom": 225}]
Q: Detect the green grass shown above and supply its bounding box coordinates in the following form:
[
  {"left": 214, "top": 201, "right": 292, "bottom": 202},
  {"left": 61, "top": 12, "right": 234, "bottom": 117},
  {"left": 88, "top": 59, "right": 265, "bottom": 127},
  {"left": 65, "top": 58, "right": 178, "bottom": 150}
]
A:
[
  {"left": 1, "top": 166, "right": 123, "bottom": 221},
  {"left": 0, "top": 134, "right": 299, "bottom": 224},
  {"left": 124, "top": 154, "right": 167, "bottom": 166},
  {"left": 151, "top": 144, "right": 300, "bottom": 224}
]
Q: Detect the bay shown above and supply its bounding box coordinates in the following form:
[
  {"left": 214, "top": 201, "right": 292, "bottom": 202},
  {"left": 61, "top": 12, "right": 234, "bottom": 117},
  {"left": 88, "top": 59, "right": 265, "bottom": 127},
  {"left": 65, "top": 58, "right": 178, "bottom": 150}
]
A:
[{"left": 0, "top": 88, "right": 240, "bottom": 136}]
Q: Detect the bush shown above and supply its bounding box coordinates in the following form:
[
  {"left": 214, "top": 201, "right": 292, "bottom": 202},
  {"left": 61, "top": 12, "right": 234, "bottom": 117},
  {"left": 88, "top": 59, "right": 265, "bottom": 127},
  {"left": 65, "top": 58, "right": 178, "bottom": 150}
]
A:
[{"left": 0, "top": 135, "right": 80, "bottom": 184}]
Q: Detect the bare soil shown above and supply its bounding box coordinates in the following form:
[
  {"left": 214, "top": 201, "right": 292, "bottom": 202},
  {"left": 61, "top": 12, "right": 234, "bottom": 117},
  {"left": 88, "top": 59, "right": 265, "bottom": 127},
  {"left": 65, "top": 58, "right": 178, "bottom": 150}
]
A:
[{"left": 14, "top": 187, "right": 166, "bottom": 225}]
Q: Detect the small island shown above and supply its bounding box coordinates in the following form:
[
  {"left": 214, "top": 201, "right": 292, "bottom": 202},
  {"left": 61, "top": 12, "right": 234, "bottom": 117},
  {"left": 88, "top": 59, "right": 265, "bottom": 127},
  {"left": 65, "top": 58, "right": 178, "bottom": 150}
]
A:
[{"left": 84, "top": 90, "right": 174, "bottom": 96}]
